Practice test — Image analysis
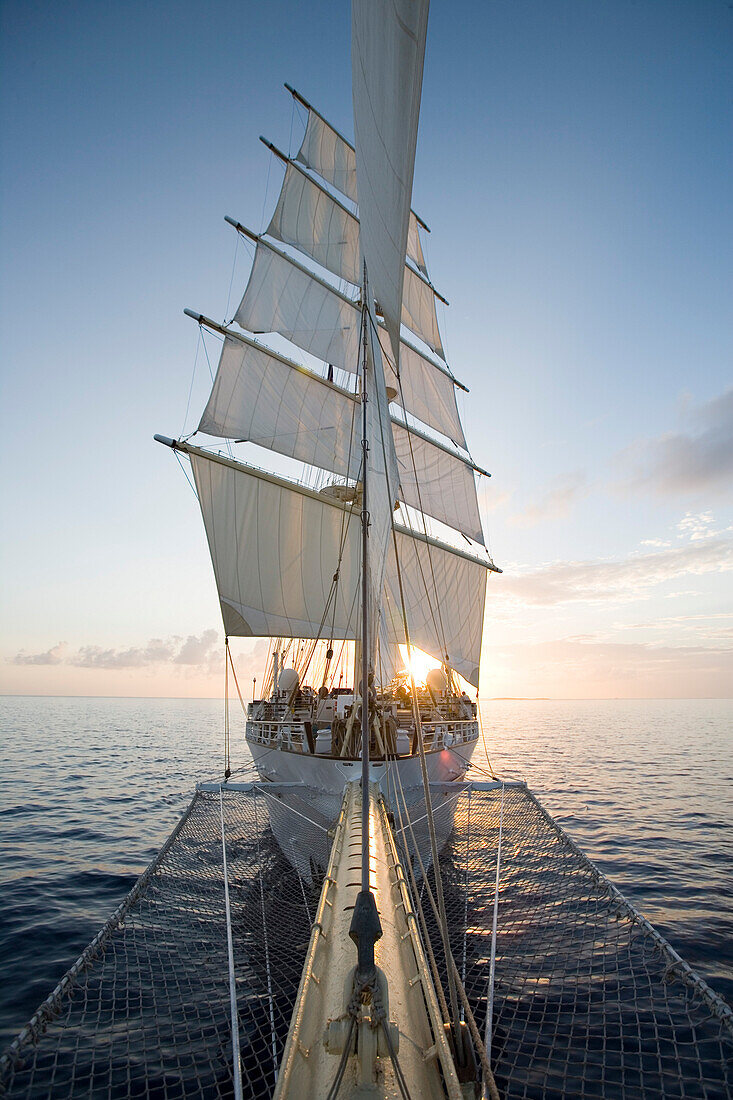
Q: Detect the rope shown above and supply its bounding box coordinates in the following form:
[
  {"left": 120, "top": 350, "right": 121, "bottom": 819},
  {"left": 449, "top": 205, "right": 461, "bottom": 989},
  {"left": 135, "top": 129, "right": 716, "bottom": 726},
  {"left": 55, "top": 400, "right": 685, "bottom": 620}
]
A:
[
  {"left": 224, "top": 641, "right": 231, "bottom": 779},
  {"left": 218, "top": 788, "right": 244, "bottom": 1100},
  {"left": 366, "top": 307, "right": 449, "bottom": 662},
  {"left": 461, "top": 786, "right": 472, "bottom": 1005},
  {"left": 483, "top": 781, "right": 504, "bottom": 1093},
  {"left": 384, "top": 758, "right": 451, "bottom": 1027},
  {"left": 388, "top": 767, "right": 500, "bottom": 1100},
  {"left": 324, "top": 1017, "right": 355, "bottom": 1100},
  {"left": 226, "top": 641, "right": 247, "bottom": 717}
]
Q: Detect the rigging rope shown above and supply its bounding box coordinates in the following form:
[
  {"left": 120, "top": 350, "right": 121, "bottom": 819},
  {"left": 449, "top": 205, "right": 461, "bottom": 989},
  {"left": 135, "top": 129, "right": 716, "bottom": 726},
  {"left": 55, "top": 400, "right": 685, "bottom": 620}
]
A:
[
  {"left": 385, "top": 516, "right": 463, "bottom": 1038},
  {"left": 366, "top": 307, "right": 451, "bottom": 665},
  {"left": 224, "top": 640, "right": 231, "bottom": 779},
  {"left": 388, "top": 770, "right": 501, "bottom": 1100}
]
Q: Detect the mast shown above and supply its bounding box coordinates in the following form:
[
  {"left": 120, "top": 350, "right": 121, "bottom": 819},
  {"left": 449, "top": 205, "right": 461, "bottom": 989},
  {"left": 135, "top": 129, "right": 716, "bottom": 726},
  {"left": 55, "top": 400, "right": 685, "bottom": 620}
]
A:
[
  {"left": 350, "top": 267, "right": 383, "bottom": 989},
  {"left": 360, "top": 287, "right": 370, "bottom": 897}
]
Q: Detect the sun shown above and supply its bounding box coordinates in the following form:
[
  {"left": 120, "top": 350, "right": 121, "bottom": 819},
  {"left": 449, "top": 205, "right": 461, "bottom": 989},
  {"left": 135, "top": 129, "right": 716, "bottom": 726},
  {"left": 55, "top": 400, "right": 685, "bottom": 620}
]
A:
[{"left": 398, "top": 644, "right": 441, "bottom": 687}]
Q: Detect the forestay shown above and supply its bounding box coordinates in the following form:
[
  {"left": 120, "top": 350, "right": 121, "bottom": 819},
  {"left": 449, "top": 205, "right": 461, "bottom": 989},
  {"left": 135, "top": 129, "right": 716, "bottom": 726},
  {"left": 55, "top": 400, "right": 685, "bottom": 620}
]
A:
[{"left": 362, "top": 292, "right": 401, "bottom": 662}]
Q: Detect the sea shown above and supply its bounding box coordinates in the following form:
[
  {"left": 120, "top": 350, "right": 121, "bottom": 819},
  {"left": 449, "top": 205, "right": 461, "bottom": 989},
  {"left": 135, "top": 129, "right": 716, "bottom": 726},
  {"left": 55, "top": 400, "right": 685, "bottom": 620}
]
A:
[{"left": 0, "top": 696, "right": 731, "bottom": 1049}]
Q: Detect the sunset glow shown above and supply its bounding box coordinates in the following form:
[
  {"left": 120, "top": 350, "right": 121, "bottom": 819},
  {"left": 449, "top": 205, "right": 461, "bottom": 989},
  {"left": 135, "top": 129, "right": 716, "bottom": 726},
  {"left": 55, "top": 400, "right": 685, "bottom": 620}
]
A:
[{"left": 398, "top": 645, "right": 441, "bottom": 687}]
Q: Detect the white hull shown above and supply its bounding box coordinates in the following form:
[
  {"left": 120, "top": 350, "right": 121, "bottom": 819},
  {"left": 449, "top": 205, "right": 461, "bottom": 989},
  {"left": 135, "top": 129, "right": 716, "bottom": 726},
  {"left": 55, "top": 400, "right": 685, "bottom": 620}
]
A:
[{"left": 247, "top": 734, "right": 478, "bottom": 877}]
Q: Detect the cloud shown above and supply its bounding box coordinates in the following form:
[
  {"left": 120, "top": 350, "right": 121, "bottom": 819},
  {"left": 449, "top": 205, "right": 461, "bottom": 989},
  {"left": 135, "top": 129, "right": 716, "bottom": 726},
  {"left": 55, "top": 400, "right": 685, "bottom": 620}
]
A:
[
  {"left": 495, "top": 538, "right": 733, "bottom": 606},
  {"left": 675, "top": 511, "right": 732, "bottom": 542},
  {"left": 71, "top": 639, "right": 176, "bottom": 669},
  {"left": 173, "top": 629, "right": 219, "bottom": 665},
  {"left": 13, "top": 642, "right": 67, "bottom": 666},
  {"left": 11, "top": 632, "right": 223, "bottom": 671},
  {"left": 509, "top": 471, "right": 587, "bottom": 528},
  {"left": 618, "top": 388, "right": 733, "bottom": 496}
]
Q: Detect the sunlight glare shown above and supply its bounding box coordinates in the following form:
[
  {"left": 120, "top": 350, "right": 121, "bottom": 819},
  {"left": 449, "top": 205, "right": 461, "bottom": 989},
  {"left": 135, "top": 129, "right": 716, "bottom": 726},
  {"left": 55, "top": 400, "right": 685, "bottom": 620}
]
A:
[{"left": 398, "top": 645, "right": 441, "bottom": 686}]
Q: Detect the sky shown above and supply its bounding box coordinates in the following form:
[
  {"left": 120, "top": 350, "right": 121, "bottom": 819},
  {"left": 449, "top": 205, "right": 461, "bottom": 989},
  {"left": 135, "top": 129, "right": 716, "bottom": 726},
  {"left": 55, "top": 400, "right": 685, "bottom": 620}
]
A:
[{"left": 1, "top": 0, "right": 731, "bottom": 699}]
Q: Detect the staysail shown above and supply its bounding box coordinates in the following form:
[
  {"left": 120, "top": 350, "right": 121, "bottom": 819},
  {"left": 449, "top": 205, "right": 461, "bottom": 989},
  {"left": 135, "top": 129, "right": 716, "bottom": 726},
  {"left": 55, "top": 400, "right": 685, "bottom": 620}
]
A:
[{"left": 352, "top": 0, "right": 430, "bottom": 364}]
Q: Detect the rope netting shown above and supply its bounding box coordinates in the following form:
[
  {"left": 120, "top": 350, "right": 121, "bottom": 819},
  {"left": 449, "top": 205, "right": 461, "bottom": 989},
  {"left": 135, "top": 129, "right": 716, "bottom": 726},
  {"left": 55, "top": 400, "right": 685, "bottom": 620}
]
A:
[
  {"left": 0, "top": 787, "right": 325, "bottom": 1100},
  {"left": 2, "top": 782, "right": 731, "bottom": 1099},
  {"left": 410, "top": 785, "right": 733, "bottom": 1100}
]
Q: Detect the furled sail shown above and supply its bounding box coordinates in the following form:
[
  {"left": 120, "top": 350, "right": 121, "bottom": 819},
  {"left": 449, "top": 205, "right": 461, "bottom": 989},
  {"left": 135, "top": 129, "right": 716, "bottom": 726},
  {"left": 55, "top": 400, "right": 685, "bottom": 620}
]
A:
[
  {"left": 383, "top": 528, "right": 489, "bottom": 688},
  {"left": 190, "top": 448, "right": 361, "bottom": 640},
  {"left": 294, "top": 101, "right": 428, "bottom": 276},
  {"left": 265, "top": 159, "right": 444, "bottom": 355},
  {"left": 234, "top": 236, "right": 464, "bottom": 445},
  {"left": 199, "top": 329, "right": 483, "bottom": 542},
  {"left": 352, "top": 0, "right": 430, "bottom": 361}
]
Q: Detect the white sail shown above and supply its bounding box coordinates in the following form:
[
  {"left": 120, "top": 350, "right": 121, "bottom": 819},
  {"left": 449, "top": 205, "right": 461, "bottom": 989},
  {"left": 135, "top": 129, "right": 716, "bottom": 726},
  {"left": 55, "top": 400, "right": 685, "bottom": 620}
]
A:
[
  {"left": 352, "top": 0, "right": 430, "bottom": 361},
  {"left": 199, "top": 330, "right": 481, "bottom": 541},
  {"left": 267, "top": 162, "right": 360, "bottom": 286},
  {"left": 190, "top": 449, "right": 361, "bottom": 640},
  {"left": 198, "top": 334, "right": 357, "bottom": 478},
  {"left": 235, "top": 238, "right": 464, "bottom": 444},
  {"left": 295, "top": 105, "right": 428, "bottom": 275},
  {"left": 401, "top": 263, "right": 444, "bottom": 358},
  {"left": 363, "top": 295, "right": 401, "bottom": 663},
  {"left": 392, "top": 424, "right": 484, "bottom": 544},
  {"left": 235, "top": 242, "right": 361, "bottom": 373},
  {"left": 296, "top": 107, "right": 358, "bottom": 204},
  {"left": 381, "top": 334, "right": 466, "bottom": 448},
  {"left": 188, "top": 442, "right": 486, "bottom": 683},
  {"left": 407, "top": 211, "right": 428, "bottom": 277},
  {"left": 266, "top": 159, "right": 443, "bottom": 354},
  {"left": 384, "top": 528, "right": 488, "bottom": 687}
]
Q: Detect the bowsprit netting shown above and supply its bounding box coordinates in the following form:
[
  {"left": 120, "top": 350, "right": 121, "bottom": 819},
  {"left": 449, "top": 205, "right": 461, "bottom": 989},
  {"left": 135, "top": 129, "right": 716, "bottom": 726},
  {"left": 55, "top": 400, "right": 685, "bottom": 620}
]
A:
[
  {"left": 3, "top": 782, "right": 732, "bottom": 1100},
  {"left": 414, "top": 784, "right": 733, "bottom": 1100},
  {"left": 0, "top": 786, "right": 326, "bottom": 1100}
]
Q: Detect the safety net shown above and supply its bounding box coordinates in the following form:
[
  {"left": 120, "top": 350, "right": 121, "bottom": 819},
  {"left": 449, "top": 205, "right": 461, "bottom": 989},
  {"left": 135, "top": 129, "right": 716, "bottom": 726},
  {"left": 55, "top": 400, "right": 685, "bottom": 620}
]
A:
[
  {"left": 0, "top": 785, "right": 325, "bottom": 1100},
  {"left": 2, "top": 782, "right": 731, "bottom": 1099},
  {"left": 409, "top": 784, "right": 733, "bottom": 1100}
]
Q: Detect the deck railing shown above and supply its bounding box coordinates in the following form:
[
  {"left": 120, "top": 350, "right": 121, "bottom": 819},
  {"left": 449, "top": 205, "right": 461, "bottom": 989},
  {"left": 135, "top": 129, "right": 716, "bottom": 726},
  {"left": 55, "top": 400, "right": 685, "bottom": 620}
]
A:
[{"left": 245, "top": 717, "right": 478, "bottom": 757}]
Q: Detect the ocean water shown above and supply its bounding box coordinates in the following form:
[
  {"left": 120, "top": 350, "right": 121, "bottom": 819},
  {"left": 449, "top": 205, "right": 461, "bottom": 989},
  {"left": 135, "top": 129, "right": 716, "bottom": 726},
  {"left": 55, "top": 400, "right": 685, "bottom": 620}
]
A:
[{"left": 0, "top": 695, "right": 731, "bottom": 1050}]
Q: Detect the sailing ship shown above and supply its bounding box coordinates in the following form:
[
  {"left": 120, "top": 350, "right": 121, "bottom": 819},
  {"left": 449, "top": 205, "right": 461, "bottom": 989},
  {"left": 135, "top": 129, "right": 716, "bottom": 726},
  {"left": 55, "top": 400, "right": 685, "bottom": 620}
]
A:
[
  {"left": 155, "top": 16, "right": 499, "bottom": 849},
  {"left": 4, "top": 6, "right": 733, "bottom": 1098}
]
